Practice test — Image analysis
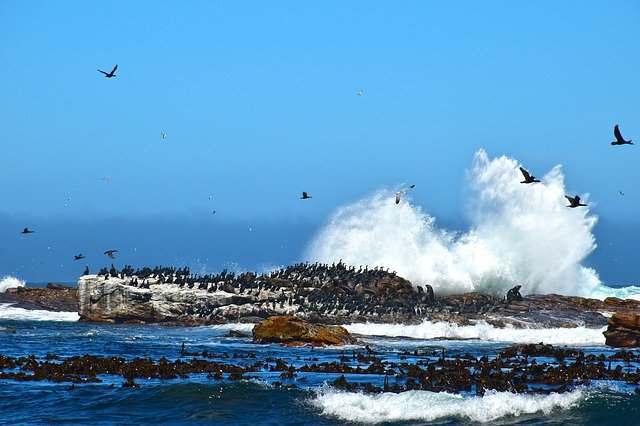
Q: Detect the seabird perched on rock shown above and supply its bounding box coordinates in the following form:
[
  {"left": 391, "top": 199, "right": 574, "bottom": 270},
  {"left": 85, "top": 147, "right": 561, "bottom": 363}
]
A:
[
  {"left": 611, "top": 125, "right": 633, "bottom": 145},
  {"left": 21, "top": 227, "right": 34, "bottom": 234},
  {"left": 104, "top": 250, "right": 118, "bottom": 259},
  {"left": 395, "top": 184, "right": 415, "bottom": 204},
  {"left": 74, "top": 254, "right": 85, "bottom": 260},
  {"left": 519, "top": 167, "right": 540, "bottom": 184},
  {"left": 301, "top": 191, "right": 313, "bottom": 199},
  {"left": 98, "top": 64, "right": 118, "bottom": 78},
  {"left": 565, "top": 195, "right": 587, "bottom": 208}
]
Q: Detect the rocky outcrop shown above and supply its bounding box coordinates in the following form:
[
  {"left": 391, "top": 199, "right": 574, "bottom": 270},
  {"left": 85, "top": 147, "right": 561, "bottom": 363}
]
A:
[
  {"left": 73, "top": 263, "right": 640, "bottom": 330},
  {"left": 252, "top": 316, "right": 356, "bottom": 346},
  {"left": 0, "top": 284, "right": 77, "bottom": 312},
  {"left": 603, "top": 312, "right": 640, "bottom": 348}
]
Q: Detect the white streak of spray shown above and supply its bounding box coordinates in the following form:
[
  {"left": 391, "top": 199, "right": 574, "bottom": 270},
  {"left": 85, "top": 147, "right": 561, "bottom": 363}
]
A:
[{"left": 305, "top": 149, "right": 606, "bottom": 297}]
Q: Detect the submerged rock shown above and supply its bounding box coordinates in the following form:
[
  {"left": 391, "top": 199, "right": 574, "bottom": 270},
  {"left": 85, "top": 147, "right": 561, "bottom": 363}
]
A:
[{"left": 252, "top": 316, "right": 356, "bottom": 346}]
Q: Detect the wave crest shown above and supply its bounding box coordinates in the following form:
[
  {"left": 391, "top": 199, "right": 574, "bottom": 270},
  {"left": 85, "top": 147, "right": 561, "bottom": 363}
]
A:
[{"left": 306, "top": 149, "right": 606, "bottom": 297}]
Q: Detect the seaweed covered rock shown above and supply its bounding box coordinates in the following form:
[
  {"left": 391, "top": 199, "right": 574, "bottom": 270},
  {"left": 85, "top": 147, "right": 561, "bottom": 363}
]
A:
[{"left": 252, "top": 316, "right": 356, "bottom": 346}]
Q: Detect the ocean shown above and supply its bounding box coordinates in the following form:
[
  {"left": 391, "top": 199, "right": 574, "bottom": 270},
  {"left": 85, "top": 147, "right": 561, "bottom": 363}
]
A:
[
  {"left": 2, "top": 151, "right": 640, "bottom": 424},
  {"left": 1, "top": 301, "right": 639, "bottom": 425}
]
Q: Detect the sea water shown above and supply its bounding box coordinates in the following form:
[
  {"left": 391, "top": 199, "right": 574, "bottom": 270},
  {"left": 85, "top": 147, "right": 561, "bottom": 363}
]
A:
[
  {"left": 1, "top": 307, "right": 639, "bottom": 425},
  {"left": 2, "top": 150, "right": 640, "bottom": 424}
]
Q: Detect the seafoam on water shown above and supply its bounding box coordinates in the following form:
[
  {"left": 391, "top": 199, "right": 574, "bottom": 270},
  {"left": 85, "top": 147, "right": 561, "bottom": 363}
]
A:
[
  {"left": 0, "top": 304, "right": 79, "bottom": 322},
  {"left": 310, "top": 387, "right": 585, "bottom": 424},
  {"left": 344, "top": 320, "right": 607, "bottom": 346}
]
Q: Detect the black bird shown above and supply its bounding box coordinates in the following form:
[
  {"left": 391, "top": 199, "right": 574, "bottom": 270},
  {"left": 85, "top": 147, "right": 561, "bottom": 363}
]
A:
[
  {"left": 104, "top": 250, "right": 118, "bottom": 259},
  {"left": 519, "top": 167, "right": 540, "bottom": 184},
  {"left": 74, "top": 254, "right": 85, "bottom": 261},
  {"left": 98, "top": 64, "right": 118, "bottom": 78},
  {"left": 611, "top": 125, "right": 633, "bottom": 145},
  {"left": 565, "top": 195, "right": 587, "bottom": 208},
  {"left": 301, "top": 191, "right": 313, "bottom": 199},
  {"left": 21, "top": 227, "right": 34, "bottom": 234}
]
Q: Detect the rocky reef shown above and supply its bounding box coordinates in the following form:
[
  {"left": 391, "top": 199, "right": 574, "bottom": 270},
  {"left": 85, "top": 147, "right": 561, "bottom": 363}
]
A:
[
  {"left": 74, "top": 263, "right": 640, "bottom": 345},
  {"left": 0, "top": 284, "right": 77, "bottom": 312}
]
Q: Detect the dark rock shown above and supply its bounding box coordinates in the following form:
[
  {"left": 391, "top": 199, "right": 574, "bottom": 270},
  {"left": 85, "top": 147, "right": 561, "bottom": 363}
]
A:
[
  {"left": 604, "top": 312, "right": 640, "bottom": 348},
  {"left": 252, "top": 316, "right": 357, "bottom": 346}
]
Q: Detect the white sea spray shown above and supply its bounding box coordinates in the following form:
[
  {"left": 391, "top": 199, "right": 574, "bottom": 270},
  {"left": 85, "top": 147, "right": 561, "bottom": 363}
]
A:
[
  {"left": 306, "top": 149, "right": 639, "bottom": 300},
  {"left": 310, "top": 387, "right": 585, "bottom": 424}
]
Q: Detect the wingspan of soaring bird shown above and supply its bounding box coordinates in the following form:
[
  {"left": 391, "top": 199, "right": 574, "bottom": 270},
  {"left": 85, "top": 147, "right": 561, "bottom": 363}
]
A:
[
  {"left": 98, "top": 64, "right": 118, "bottom": 78},
  {"left": 519, "top": 167, "right": 540, "bottom": 184},
  {"left": 565, "top": 195, "right": 587, "bottom": 208},
  {"left": 395, "top": 184, "right": 415, "bottom": 204},
  {"left": 611, "top": 125, "right": 633, "bottom": 145},
  {"left": 104, "top": 250, "right": 118, "bottom": 259}
]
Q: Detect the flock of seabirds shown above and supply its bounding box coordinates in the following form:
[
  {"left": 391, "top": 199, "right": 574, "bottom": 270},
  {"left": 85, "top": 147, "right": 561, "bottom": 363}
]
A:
[{"left": 18, "top": 64, "right": 634, "bottom": 297}]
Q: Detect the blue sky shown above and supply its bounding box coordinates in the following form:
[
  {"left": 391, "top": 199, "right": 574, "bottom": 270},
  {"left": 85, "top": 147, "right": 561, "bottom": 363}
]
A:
[{"left": 1, "top": 1, "right": 639, "bottom": 284}]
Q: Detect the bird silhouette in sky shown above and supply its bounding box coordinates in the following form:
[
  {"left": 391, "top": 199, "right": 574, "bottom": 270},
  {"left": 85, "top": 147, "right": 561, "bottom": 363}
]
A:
[
  {"left": 74, "top": 254, "right": 85, "bottom": 261},
  {"left": 98, "top": 64, "right": 118, "bottom": 78},
  {"left": 395, "top": 184, "right": 415, "bottom": 204},
  {"left": 565, "top": 195, "right": 587, "bottom": 208},
  {"left": 519, "top": 167, "right": 540, "bottom": 184},
  {"left": 357, "top": 89, "right": 364, "bottom": 96},
  {"left": 104, "top": 250, "right": 118, "bottom": 259},
  {"left": 301, "top": 191, "right": 313, "bottom": 199},
  {"left": 611, "top": 125, "right": 633, "bottom": 145},
  {"left": 21, "top": 227, "right": 34, "bottom": 234}
]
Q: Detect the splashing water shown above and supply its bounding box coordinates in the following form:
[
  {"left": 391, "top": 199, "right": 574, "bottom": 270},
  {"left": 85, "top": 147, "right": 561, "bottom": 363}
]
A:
[
  {"left": 305, "top": 149, "right": 628, "bottom": 298},
  {"left": 0, "top": 276, "right": 25, "bottom": 293}
]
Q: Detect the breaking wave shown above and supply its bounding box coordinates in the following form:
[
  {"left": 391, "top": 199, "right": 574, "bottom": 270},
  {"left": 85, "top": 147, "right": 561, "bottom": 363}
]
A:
[
  {"left": 345, "top": 320, "right": 606, "bottom": 346},
  {"left": 0, "top": 304, "right": 79, "bottom": 322},
  {"left": 0, "top": 276, "right": 25, "bottom": 293},
  {"left": 307, "top": 149, "right": 639, "bottom": 299},
  {"left": 311, "top": 386, "right": 585, "bottom": 424}
]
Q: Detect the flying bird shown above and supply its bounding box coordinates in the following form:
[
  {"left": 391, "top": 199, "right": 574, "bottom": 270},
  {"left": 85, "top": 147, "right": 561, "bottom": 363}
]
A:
[
  {"left": 357, "top": 89, "right": 364, "bottom": 96},
  {"left": 21, "top": 227, "right": 34, "bottom": 234},
  {"left": 611, "top": 125, "right": 633, "bottom": 145},
  {"left": 395, "top": 184, "right": 415, "bottom": 204},
  {"left": 301, "top": 191, "right": 313, "bottom": 199},
  {"left": 74, "top": 254, "right": 85, "bottom": 261},
  {"left": 102, "top": 176, "right": 111, "bottom": 181},
  {"left": 104, "top": 250, "right": 118, "bottom": 259},
  {"left": 98, "top": 64, "right": 118, "bottom": 78},
  {"left": 160, "top": 132, "right": 167, "bottom": 139},
  {"left": 619, "top": 191, "right": 625, "bottom": 196},
  {"left": 519, "top": 167, "right": 540, "bottom": 184},
  {"left": 565, "top": 195, "right": 587, "bottom": 208}
]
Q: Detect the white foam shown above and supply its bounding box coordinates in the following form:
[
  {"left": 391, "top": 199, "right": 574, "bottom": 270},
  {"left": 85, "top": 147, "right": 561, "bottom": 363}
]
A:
[
  {"left": 311, "top": 387, "right": 585, "bottom": 424},
  {"left": 345, "top": 320, "right": 606, "bottom": 345},
  {"left": 0, "top": 304, "right": 79, "bottom": 322},
  {"left": 306, "top": 150, "right": 640, "bottom": 300},
  {"left": 0, "top": 276, "right": 25, "bottom": 293}
]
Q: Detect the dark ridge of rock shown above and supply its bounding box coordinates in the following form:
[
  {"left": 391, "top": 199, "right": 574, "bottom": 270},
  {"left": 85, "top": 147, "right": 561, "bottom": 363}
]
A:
[
  {"left": 252, "top": 316, "right": 357, "bottom": 346},
  {"left": 603, "top": 312, "right": 640, "bottom": 348},
  {"left": 0, "top": 285, "right": 77, "bottom": 312}
]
